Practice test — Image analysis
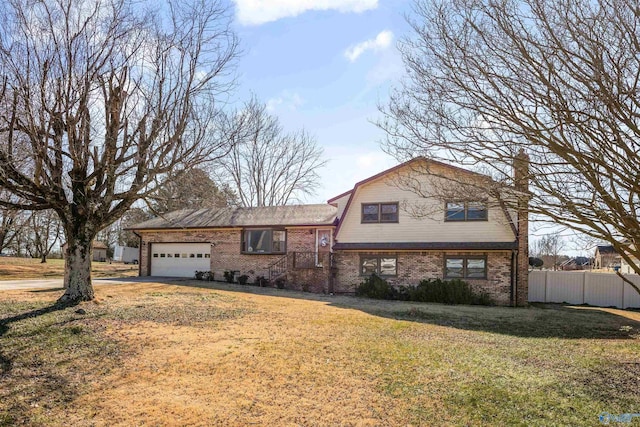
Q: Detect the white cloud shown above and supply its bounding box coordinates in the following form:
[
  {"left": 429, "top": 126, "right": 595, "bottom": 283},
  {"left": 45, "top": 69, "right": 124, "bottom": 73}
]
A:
[
  {"left": 266, "top": 91, "right": 305, "bottom": 112},
  {"left": 234, "top": 0, "right": 378, "bottom": 26},
  {"left": 365, "top": 50, "right": 404, "bottom": 85},
  {"left": 344, "top": 30, "right": 393, "bottom": 62}
]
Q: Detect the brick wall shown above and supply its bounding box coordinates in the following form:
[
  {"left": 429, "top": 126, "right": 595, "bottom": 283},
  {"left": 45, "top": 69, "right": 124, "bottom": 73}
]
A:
[
  {"left": 139, "top": 227, "right": 325, "bottom": 285},
  {"left": 286, "top": 252, "right": 332, "bottom": 293},
  {"left": 332, "top": 251, "right": 512, "bottom": 305},
  {"left": 139, "top": 229, "right": 513, "bottom": 304}
]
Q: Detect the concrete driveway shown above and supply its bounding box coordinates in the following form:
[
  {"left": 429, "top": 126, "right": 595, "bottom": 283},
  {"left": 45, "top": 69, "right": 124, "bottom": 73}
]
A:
[{"left": 0, "top": 276, "right": 183, "bottom": 291}]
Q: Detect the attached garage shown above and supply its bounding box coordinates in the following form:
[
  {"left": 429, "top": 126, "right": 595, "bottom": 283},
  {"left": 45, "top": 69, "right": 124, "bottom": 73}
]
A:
[{"left": 150, "top": 243, "right": 211, "bottom": 277}]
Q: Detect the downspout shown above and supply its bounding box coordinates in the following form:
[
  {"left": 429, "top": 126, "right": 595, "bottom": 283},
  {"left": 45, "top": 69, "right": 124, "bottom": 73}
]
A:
[
  {"left": 315, "top": 229, "right": 319, "bottom": 266},
  {"left": 510, "top": 249, "right": 517, "bottom": 307}
]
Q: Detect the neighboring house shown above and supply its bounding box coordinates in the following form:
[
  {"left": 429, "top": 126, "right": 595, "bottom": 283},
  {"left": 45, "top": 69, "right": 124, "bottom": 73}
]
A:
[
  {"left": 619, "top": 243, "right": 639, "bottom": 275},
  {"left": 559, "top": 256, "right": 592, "bottom": 271},
  {"left": 129, "top": 157, "right": 529, "bottom": 306},
  {"left": 620, "top": 256, "right": 638, "bottom": 275},
  {"left": 593, "top": 245, "right": 621, "bottom": 270},
  {"left": 61, "top": 241, "right": 108, "bottom": 262}
]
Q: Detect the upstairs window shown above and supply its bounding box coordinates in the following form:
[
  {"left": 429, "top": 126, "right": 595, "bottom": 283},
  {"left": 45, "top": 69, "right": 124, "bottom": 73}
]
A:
[
  {"left": 361, "top": 203, "right": 399, "bottom": 223},
  {"left": 242, "top": 229, "right": 286, "bottom": 254},
  {"left": 445, "top": 201, "right": 488, "bottom": 221}
]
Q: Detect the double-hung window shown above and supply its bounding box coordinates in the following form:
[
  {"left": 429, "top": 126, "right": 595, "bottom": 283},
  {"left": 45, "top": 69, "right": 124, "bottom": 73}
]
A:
[
  {"left": 361, "top": 203, "right": 399, "bottom": 223},
  {"left": 242, "top": 229, "right": 286, "bottom": 254},
  {"left": 444, "top": 256, "right": 487, "bottom": 279},
  {"left": 445, "top": 201, "right": 488, "bottom": 221},
  {"left": 360, "top": 255, "right": 397, "bottom": 276}
]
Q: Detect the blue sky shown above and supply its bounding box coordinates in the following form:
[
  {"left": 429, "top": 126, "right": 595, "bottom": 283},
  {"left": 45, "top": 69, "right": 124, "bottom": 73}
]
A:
[
  {"left": 222, "top": 1, "right": 593, "bottom": 256},
  {"left": 229, "top": 0, "right": 413, "bottom": 203}
]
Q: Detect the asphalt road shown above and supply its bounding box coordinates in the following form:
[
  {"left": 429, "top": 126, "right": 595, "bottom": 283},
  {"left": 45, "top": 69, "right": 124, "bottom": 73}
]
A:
[{"left": 0, "top": 276, "right": 183, "bottom": 291}]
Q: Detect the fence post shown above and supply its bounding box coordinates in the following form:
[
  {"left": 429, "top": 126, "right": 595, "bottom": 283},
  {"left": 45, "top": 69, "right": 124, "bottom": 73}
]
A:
[
  {"left": 621, "top": 276, "right": 625, "bottom": 309},
  {"left": 582, "top": 271, "right": 586, "bottom": 304}
]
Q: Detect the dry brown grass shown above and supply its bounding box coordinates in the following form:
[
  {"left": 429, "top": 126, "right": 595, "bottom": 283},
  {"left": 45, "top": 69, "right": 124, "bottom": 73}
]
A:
[
  {"left": 1, "top": 281, "right": 639, "bottom": 426},
  {"left": 0, "top": 257, "right": 137, "bottom": 279}
]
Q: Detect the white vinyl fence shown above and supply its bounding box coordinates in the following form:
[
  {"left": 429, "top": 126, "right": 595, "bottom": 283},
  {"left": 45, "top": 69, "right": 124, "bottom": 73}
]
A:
[{"left": 529, "top": 271, "right": 640, "bottom": 309}]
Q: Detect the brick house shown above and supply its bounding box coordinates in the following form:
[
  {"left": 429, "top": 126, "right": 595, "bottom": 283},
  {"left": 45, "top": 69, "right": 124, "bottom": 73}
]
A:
[{"left": 130, "top": 157, "right": 529, "bottom": 306}]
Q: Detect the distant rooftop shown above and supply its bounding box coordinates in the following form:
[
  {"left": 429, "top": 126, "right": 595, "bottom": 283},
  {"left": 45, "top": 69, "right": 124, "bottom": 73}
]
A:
[
  {"left": 129, "top": 204, "right": 338, "bottom": 230},
  {"left": 596, "top": 245, "right": 617, "bottom": 254}
]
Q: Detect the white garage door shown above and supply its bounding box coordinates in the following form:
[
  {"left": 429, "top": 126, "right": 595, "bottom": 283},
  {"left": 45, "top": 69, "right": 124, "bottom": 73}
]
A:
[{"left": 150, "top": 243, "right": 211, "bottom": 277}]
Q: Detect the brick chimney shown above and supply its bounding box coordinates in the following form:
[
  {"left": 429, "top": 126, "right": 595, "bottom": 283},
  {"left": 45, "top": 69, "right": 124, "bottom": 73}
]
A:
[{"left": 514, "top": 149, "right": 529, "bottom": 306}]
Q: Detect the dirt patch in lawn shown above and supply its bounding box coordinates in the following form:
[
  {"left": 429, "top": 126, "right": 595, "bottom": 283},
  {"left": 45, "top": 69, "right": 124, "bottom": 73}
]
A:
[{"left": 1, "top": 282, "right": 639, "bottom": 426}]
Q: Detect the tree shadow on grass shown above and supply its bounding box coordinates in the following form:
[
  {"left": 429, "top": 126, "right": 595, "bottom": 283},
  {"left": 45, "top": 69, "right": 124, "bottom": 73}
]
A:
[
  {"left": 0, "top": 300, "right": 93, "bottom": 425},
  {"left": 0, "top": 349, "right": 11, "bottom": 374},
  {"left": 172, "top": 279, "right": 640, "bottom": 340},
  {"left": 0, "top": 301, "right": 77, "bottom": 338},
  {"left": 0, "top": 301, "right": 78, "bottom": 378},
  {"left": 0, "top": 357, "right": 77, "bottom": 426},
  {"left": 347, "top": 302, "right": 640, "bottom": 340}
]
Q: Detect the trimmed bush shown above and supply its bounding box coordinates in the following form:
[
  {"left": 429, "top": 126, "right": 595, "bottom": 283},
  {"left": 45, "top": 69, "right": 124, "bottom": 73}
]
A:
[
  {"left": 194, "top": 271, "right": 214, "bottom": 281},
  {"left": 223, "top": 270, "right": 235, "bottom": 283},
  {"left": 409, "top": 278, "right": 474, "bottom": 304},
  {"left": 356, "top": 275, "right": 493, "bottom": 305},
  {"left": 355, "top": 274, "right": 396, "bottom": 300},
  {"left": 237, "top": 274, "right": 249, "bottom": 285}
]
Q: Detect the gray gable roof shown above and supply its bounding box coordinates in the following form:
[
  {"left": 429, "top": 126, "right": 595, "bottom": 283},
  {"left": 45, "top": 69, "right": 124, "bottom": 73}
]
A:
[
  {"left": 129, "top": 204, "right": 338, "bottom": 230},
  {"left": 596, "top": 245, "right": 617, "bottom": 255}
]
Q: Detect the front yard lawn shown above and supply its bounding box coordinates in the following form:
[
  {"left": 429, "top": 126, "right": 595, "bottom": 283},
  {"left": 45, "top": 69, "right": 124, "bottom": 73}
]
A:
[
  {"left": 0, "top": 281, "right": 638, "bottom": 426},
  {"left": 0, "top": 257, "right": 137, "bottom": 280}
]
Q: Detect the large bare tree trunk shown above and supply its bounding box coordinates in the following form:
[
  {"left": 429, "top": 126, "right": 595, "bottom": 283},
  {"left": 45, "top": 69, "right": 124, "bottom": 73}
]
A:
[
  {"left": 0, "top": 0, "right": 238, "bottom": 302},
  {"left": 60, "top": 236, "right": 94, "bottom": 302}
]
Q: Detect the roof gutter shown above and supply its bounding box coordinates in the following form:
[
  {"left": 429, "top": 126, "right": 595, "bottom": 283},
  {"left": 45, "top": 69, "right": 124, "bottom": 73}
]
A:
[{"left": 125, "top": 222, "right": 337, "bottom": 232}]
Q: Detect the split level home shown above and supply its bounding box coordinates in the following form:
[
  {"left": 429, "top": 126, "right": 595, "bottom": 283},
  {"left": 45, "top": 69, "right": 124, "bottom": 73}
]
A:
[{"left": 129, "top": 156, "right": 529, "bottom": 306}]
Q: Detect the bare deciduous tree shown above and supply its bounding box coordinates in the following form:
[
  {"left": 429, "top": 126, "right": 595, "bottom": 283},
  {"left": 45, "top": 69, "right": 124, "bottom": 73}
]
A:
[
  {"left": 378, "top": 0, "right": 640, "bottom": 292},
  {"left": 118, "top": 208, "right": 152, "bottom": 248},
  {"left": 531, "top": 234, "right": 566, "bottom": 271},
  {"left": 150, "top": 167, "right": 238, "bottom": 213},
  {"left": 0, "top": 202, "right": 28, "bottom": 254},
  {"left": 0, "top": 0, "right": 238, "bottom": 301},
  {"left": 217, "top": 98, "right": 327, "bottom": 207},
  {"left": 96, "top": 222, "right": 119, "bottom": 260},
  {"left": 26, "top": 210, "right": 62, "bottom": 263}
]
